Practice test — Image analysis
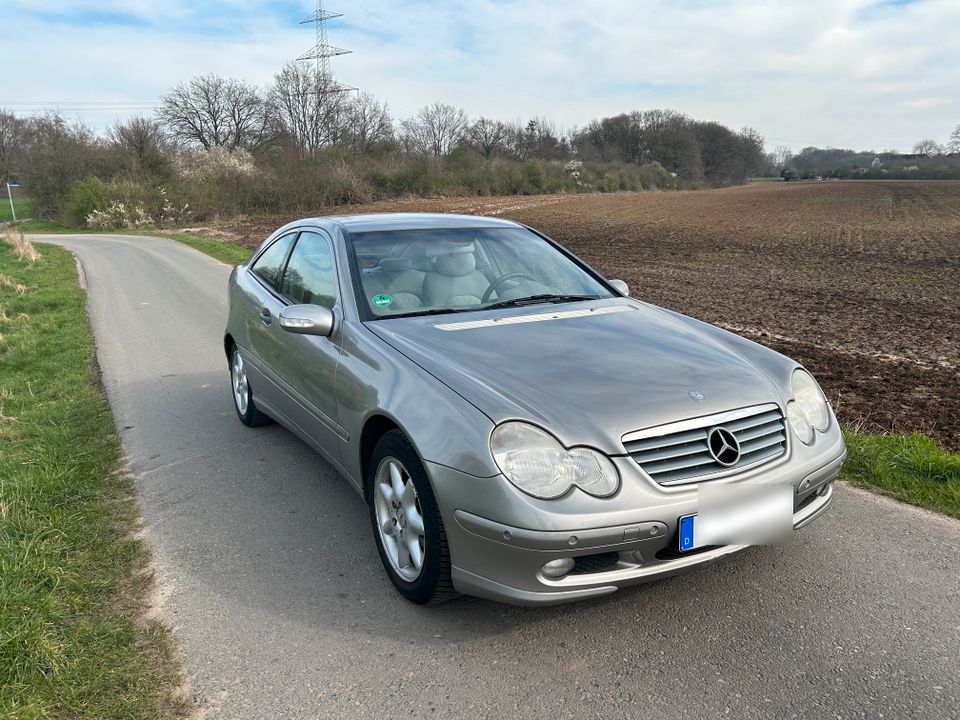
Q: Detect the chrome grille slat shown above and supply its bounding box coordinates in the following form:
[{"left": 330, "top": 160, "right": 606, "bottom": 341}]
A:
[
  {"left": 739, "top": 432, "right": 785, "bottom": 454},
  {"left": 739, "top": 445, "right": 783, "bottom": 462},
  {"left": 630, "top": 440, "right": 710, "bottom": 463},
  {"left": 734, "top": 419, "right": 785, "bottom": 443},
  {"left": 624, "top": 404, "right": 787, "bottom": 485},
  {"left": 641, "top": 451, "right": 716, "bottom": 475},
  {"left": 624, "top": 428, "right": 708, "bottom": 453},
  {"left": 724, "top": 410, "right": 782, "bottom": 433}
]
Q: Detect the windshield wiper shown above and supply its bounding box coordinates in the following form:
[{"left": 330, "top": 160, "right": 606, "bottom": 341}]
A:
[
  {"left": 483, "top": 294, "right": 600, "bottom": 311},
  {"left": 370, "top": 307, "right": 465, "bottom": 320}
]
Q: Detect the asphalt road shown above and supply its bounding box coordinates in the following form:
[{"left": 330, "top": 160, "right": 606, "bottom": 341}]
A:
[{"left": 44, "top": 233, "right": 960, "bottom": 720}]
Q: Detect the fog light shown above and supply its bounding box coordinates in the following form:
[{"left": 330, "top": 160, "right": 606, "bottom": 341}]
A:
[{"left": 541, "top": 558, "right": 575, "bottom": 579}]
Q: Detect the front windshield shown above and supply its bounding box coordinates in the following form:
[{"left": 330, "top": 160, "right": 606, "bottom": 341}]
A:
[{"left": 348, "top": 227, "right": 615, "bottom": 318}]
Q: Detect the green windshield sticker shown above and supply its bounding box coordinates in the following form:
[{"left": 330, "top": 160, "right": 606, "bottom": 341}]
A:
[{"left": 372, "top": 293, "right": 393, "bottom": 307}]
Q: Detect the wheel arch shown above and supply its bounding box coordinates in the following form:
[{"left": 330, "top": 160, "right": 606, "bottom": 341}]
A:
[
  {"left": 224, "top": 333, "right": 235, "bottom": 363},
  {"left": 359, "top": 414, "right": 402, "bottom": 501}
]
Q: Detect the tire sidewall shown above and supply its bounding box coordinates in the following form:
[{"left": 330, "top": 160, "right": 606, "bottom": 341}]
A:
[{"left": 366, "top": 430, "right": 447, "bottom": 604}]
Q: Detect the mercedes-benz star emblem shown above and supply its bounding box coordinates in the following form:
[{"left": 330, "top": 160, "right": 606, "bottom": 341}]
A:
[
  {"left": 707, "top": 427, "right": 741, "bottom": 466},
  {"left": 688, "top": 390, "right": 705, "bottom": 402}
]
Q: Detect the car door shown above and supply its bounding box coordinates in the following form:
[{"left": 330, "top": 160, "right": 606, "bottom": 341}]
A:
[
  {"left": 243, "top": 231, "right": 298, "bottom": 412},
  {"left": 266, "top": 229, "right": 345, "bottom": 462}
]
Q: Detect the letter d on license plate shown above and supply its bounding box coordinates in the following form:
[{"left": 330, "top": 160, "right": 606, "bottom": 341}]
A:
[{"left": 678, "top": 481, "right": 792, "bottom": 552}]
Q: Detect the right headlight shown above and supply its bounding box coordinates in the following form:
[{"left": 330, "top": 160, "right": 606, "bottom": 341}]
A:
[
  {"left": 490, "top": 422, "right": 620, "bottom": 500},
  {"left": 785, "top": 368, "right": 830, "bottom": 445}
]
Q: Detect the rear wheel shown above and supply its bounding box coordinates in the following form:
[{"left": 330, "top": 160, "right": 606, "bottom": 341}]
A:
[
  {"left": 367, "top": 430, "right": 456, "bottom": 604},
  {"left": 230, "top": 346, "right": 273, "bottom": 427}
]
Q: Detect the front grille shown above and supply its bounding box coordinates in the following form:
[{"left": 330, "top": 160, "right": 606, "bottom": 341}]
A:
[{"left": 623, "top": 404, "right": 787, "bottom": 485}]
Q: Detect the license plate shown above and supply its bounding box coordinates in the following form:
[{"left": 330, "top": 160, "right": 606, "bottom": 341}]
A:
[
  {"left": 678, "top": 481, "right": 793, "bottom": 553},
  {"left": 678, "top": 513, "right": 696, "bottom": 552}
]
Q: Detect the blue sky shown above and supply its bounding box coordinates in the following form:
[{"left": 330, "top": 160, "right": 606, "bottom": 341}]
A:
[{"left": 2, "top": 0, "right": 957, "bottom": 151}]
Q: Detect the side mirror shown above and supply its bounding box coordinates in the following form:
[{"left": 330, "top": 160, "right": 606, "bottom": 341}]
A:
[
  {"left": 279, "top": 304, "right": 335, "bottom": 337},
  {"left": 608, "top": 279, "right": 630, "bottom": 297}
]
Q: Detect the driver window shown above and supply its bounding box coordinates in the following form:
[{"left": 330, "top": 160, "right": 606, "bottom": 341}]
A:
[
  {"left": 279, "top": 231, "right": 337, "bottom": 309},
  {"left": 251, "top": 233, "right": 296, "bottom": 289}
]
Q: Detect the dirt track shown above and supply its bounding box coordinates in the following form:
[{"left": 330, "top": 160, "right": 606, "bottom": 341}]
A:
[{"left": 184, "top": 181, "right": 960, "bottom": 449}]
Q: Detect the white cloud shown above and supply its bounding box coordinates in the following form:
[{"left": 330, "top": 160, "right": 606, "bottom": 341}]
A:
[{"left": 1, "top": 0, "right": 958, "bottom": 150}]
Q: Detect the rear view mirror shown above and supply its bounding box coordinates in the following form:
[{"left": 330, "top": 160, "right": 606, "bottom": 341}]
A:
[
  {"left": 609, "top": 279, "right": 630, "bottom": 297},
  {"left": 279, "top": 304, "right": 335, "bottom": 336}
]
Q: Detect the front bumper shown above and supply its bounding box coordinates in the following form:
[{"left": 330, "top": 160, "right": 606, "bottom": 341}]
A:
[{"left": 430, "top": 449, "right": 845, "bottom": 606}]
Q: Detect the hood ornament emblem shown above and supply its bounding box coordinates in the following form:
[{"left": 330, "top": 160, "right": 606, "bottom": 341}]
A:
[{"left": 688, "top": 390, "right": 705, "bottom": 402}]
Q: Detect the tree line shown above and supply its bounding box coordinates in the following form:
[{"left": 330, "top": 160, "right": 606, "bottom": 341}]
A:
[
  {"left": 765, "top": 125, "right": 960, "bottom": 181},
  {"left": 0, "top": 62, "right": 769, "bottom": 227}
]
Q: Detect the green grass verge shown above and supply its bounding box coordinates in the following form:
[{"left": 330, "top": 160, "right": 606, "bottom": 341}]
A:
[
  {"left": 0, "top": 239, "right": 184, "bottom": 718},
  {"left": 8, "top": 218, "right": 69, "bottom": 233},
  {"left": 149, "top": 231, "right": 251, "bottom": 265},
  {"left": 0, "top": 195, "right": 32, "bottom": 223},
  {"left": 13, "top": 214, "right": 251, "bottom": 266},
  {"left": 842, "top": 430, "right": 960, "bottom": 519}
]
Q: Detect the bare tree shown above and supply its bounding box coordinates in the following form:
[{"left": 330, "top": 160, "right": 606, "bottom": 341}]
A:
[
  {"left": 913, "top": 139, "right": 944, "bottom": 157},
  {"left": 159, "top": 74, "right": 271, "bottom": 151},
  {"left": 769, "top": 145, "right": 793, "bottom": 168},
  {"left": 0, "top": 109, "right": 28, "bottom": 183},
  {"left": 400, "top": 102, "right": 468, "bottom": 156},
  {"left": 341, "top": 92, "right": 393, "bottom": 155},
  {"left": 636, "top": 109, "right": 702, "bottom": 180},
  {"left": 945, "top": 125, "right": 960, "bottom": 154},
  {"left": 20, "top": 112, "right": 104, "bottom": 218},
  {"left": 108, "top": 116, "right": 169, "bottom": 175},
  {"left": 271, "top": 62, "right": 348, "bottom": 156},
  {"left": 467, "top": 117, "right": 506, "bottom": 159}
]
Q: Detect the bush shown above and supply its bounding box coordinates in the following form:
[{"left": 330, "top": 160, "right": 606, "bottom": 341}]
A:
[
  {"left": 521, "top": 160, "right": 547, "bottom": 193},
  {"left": 79, "top": 179, "right": 189, "bottom": 228},
  {"left": 65, "top": 176, "right": 108, "bottom": 226},
  {"left": 637, "top": 161, "right": 676, "bottom": 190}
]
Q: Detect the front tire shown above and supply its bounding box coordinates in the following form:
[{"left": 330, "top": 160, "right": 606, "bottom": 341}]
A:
[
  {"left": 230, "top": 346, "right": 273, "bottom": 427},
  {"left": 367, "top": 430, "right": 456, "bottom": 605}
]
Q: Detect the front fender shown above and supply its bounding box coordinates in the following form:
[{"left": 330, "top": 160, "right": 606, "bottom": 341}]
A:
[{"left": 336, "top": 322, "right": 499, "bottom": 485}]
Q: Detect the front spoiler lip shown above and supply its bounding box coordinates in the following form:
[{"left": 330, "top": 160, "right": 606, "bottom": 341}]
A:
[{"left": 451, "top": 482, "right": 835, "bottom": 606}]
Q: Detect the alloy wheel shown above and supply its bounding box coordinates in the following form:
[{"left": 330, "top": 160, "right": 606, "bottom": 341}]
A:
[
  {"left": 232, "top": 350, "right": 249, "bottom": 415},
  {"left": 373, "top": 457, "right": 426, "bottom": 582}
]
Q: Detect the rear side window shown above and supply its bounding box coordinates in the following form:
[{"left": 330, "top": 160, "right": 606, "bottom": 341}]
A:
[
  {"left": 279, "top": 231, "right": 337, "bottom": 308},
  {"left": 251, "top": 233, "right": 296, "bottom": 288}
]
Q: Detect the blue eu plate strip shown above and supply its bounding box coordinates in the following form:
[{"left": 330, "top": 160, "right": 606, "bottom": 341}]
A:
[{"left": 678, "top": 514, "right": 696, "bottom": 552}]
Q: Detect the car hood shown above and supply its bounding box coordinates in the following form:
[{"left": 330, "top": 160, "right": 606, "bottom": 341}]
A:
[{"left": 365, "top": 299, "right": 784, "bottom": 455}]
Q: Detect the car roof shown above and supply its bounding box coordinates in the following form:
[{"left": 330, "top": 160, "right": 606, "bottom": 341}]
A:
[{"left": 317, "top": 213, "right": 523, "bottom": 233}]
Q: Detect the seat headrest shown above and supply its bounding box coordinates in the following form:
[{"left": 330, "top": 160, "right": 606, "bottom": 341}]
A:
[
  {"left": 434, "top": 252, "right": 477, "bottom": 277},
  {"left": 425, "top": 240, "right": 475, "bottom": 258},
  {"left": 380, "top": 257, "right": 413, "bottom": 273}
]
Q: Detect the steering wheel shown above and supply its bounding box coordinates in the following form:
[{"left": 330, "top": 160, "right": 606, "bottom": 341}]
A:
[{"left": 481, "top": 272, "right": 536, "bottom": 303}]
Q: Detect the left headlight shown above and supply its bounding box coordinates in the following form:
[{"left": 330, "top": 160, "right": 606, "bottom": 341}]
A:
[
  {"left": 785, "top": 368, "right": 830, "bottom": 445},
  {"left": 490, "top": 422, "right": 620, "bottom": 500}
]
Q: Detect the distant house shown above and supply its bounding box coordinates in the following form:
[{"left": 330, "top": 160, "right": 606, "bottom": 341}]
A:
[{"left": 871, "top": 157, "right": 882, "bottom": 168}]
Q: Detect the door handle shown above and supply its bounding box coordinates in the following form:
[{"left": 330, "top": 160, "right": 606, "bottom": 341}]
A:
[{"left": 259, "top": 307, "right": 272, "bottom": 326}]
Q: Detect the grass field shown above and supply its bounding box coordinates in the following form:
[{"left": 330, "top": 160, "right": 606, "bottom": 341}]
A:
[
  {"left": 0, "top": 195, "right": 32, "bottom": 223},
  {"left": 0, "top": 230, "right": 183, "bottom": 718}
]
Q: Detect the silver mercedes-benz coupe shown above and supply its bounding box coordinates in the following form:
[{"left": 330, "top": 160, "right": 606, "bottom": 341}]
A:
[{"left": 224, "top": 213, "right": 845, "bottom": 606}]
